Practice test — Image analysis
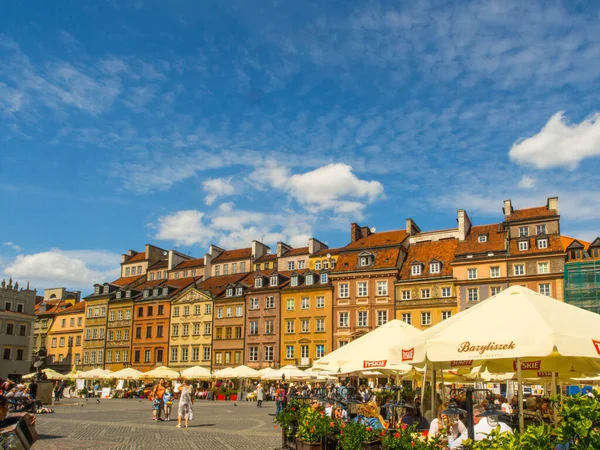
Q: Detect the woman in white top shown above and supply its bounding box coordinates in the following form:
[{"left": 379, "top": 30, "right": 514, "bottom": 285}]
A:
[
  {"left": 500, "top": 397, "right": 512, "bottom": 414},
  {"left": 428, "top": 403, "right": 468, "bottom": 449}
]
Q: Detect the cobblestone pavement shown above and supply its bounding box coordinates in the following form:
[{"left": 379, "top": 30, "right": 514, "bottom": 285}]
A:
[{"left": 32, "top": 398, "right": 282, "bottom": 450}]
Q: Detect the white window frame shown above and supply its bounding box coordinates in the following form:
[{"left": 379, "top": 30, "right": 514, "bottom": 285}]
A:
[
  {"left": 338, "top": 311, "right": 349, "bottom": 328},
  {"left": 255, "top": 278, "right": 263, "bottom": 288},
  {"left": 249, "top": 346, "right": 258, "bottom": 362},
  {"left": 442, "top": 311, "right": 452, "bottom": 321},
  {"left": 468, "top": 268, "right": 477, "bottom": 280},
  {"left": 359, "top": 256, "right": 370, "bottom": 267},
  {"left": 401, "top": 290, "right": 411, "bottom": 300},
  {"left": 490, "top": 266, "right": 500, "bottom": 278},
  {"left": 286, "top": 346, "right": 294, "bottom": 359},
  {"left": 441, "top": 287, "right": 451, "bottom": 298},
  {"left": 538, "top": 262, "right": 549, "bottom": 274},
  {"left": 536, "top": 224, "right": 547, "bottom": 235},
  {"left": 537, "top": 238, "right": 548, "bottom": 249},
  {"left": 286, "top": 320, "right": 294, "bottom": 334},
  {"left": 316, "top": 296, "right": 325, "bottom": 308},
  {"left": 316, "top": 318, "right": 324, "bottom": 332},
  {"left": 478, "top": 235, "right": 487, "bottom": 243},
  {"left": 421, "top": 312, "right": 431, "bottom": 326},
  {"left": 411, "top": 264, "right": 422, "bottom": 275},
  {"left": 429, "top": 262, "right": 441, "bottom": 274},
  {"left": 377, "top": 310, "right": 388, "bottom": 326},
  {"left": 301, "top": 319, "right": 309, "bottom": 333},
  {"left": 377, "top": 281, "right": 388, "bottom": 296},
  {"left": 286, "top": 299, "right": 294, "bottom": 311},
  {"left": 357, "top": 311, "right": 368, "bottom": 327},
  {"left": 539, "top": 283, "right": 551, "bottom": 296},
  {"left": 421, "top": 289, "right": 431, "bottom": 299},
  {"left": 519, "top": 226, "right": 529, "bottom": 237},
  {"left": 490, "top": 286, "right": 502, "bottom": 296},
  {"left": 357, "top": 281, "right": 368, "bottom": 297},
  {"left": 467, "top": 288, "right": 479, "bottom": 302},
  {"left": 339, "top": 283, "right": 349, "bottom": 298},
  {"left": 301, "top": 297, "right": 309, "bottom": 310},
  {"left": 250, "top": 298, "right": 259, "bottom": 310},
  {"left": 514, "top": 264, "right": 525, "bottom": 276},
  {"left": 270, "top": 276, "right": 278, "bottom": 287},
  {"left": 519, "top": 240, "right": 529, "bottom": 251}
]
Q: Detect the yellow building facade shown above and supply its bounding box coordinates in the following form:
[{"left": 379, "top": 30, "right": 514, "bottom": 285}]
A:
[
  {"left": 169, "top": 286, "right": 213, "bottom": 370},
  {"left": 46, "top": 301, "right": 85, "bottom": 372}
]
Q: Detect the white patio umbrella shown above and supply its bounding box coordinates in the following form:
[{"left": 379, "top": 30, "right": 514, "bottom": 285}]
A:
[
  {"left": 110, "top": 367, "right": 143, "bottom": 380},
  {"left": 395, "top": 285, "right": 600, "bottom": 431},
  {"left": 77, "top": 368, "right": 113, "bottom": 379},
  {"left": 262, "top": 365, "right": 310, "bottom": 381},
  {"left": 312, "top": 319, "right": 419, "bottom": 374},
  {"left": 182, "top": 365, "right": 212, "bottom": 379},
  {"left": 229, "top": 365, "right": 260, "bottom": 378},
  {"left": 257, "top": 367, "right": 277, "bottom": 375},
  {"left": 23, "top": 368, "right": 66, "bottom": 380},
  {"left": 142, "top": 366, "right": 180, "bottom": 380},
  {"left": 213, "top": 367, "right": 236, "bottom": 378}
]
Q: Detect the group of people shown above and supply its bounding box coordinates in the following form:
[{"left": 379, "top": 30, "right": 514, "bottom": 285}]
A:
[
  {"left": 0, "top": 378, "right": 43, "bottom": 413},
  {"left": 149, "top": 378, "right": 194, "bottom": 428}
]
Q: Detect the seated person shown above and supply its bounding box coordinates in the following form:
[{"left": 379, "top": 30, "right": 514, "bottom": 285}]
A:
[
  {"left": 401, "top": 404, "right": 430, "bottom": 431},
  {"left": 333, "top": 405, "right": 348, "bottom": 420},
  {"left": 0, "top": 395, "right": 36, "bottom": 429},
  {"left": 354, "top": 401, "right": 389, "bottom": 429},
  {"left": 428, "top": 403, "right": 468, "bottom": 449},
  {"left": 472, "top": 404, "right": 513, "bottom": 441}
]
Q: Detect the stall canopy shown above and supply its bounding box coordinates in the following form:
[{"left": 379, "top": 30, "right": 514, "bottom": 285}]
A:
[
  {"left": 261, "top": 365, "right": 309, "bottom": 381},
  {"left": 110, "top": 367, "right": 143, "bottom": 380},
  {"left": 228, "top": 365, "right": 260, "bottom": 378},
  {"left": 142, "top": 366, "right": 180, "bottom": 380},
  {"left": 213, "top": 367, "right": 236, "bottom": 379},
  {"left": 181, "top": 365, "right": 212, "bottom": 379},
  {"left": 312, "top": 319, "right": 419, "bottom": 374}
]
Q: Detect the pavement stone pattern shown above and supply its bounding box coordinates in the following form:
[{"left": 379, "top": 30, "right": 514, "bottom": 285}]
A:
[{"left": 31, "top": 398, "right": 282, "bottom": 450}]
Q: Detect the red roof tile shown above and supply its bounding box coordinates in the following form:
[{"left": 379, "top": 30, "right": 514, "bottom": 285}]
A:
[
  {"left": 125, "top": 252, "right": 147, "bottom": 263},
  {"left": 284, "top": 247, "right": 309, "bottom": 256},
  {"left": 197, "top": 273, "right": 253, "bottom": 296},
  {"left": 175, "top": 258, "right": 205, "bottom": 269},
  {"left": 561, "top": 236, "right": 591, "bottom": 251},
  {"left": 212, "top": 248, "right": 252, "bottom": 263},
  {"left": 506, "top": 206, "right": 557, "bottom": 222},
  {"left": 344, "top": 230, "right": 408, "bottom": 250},
  {"left": 455, "top": 224, "right": 506, "bottom": 256},
  {"left": 56, "top": 301, "right": 86, "bottom": 314},
  {"left": 509, "top": 234, "right": 564, "bottom": 255},
  {"left": 333, "top": 248, "right": 401, "bottom": 272},
  {"left": 312, "top": 247, "right": 343, "bottom": 257},
  {"left": 400, "top": 238, "right": 458, "bottom": 279},
  {"left": 254, "top": 254, "right": 277, "bottom": 263},
  {"left": 148, "top": 260, "right": 168, "bottom": 270},
  {"left": 111, "top": 275, "right": 144, "bottom": 287},
  {"left": 35, "top": 300, "right": 71, "bottom": 315}
]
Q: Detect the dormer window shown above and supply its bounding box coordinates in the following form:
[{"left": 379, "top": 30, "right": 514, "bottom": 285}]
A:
[
  {"left": 255, "top": 278, "right": 263, "bottom": 288},
  {"left": 103, "top": 285, "right": 109, "bottom": 294},
  {"left": 94, "top": 286, "right": 100, "bottom": 294},
  {"left": 226, "top": 288, "right": 233, "bottom": 297},
  {"left": 143, "top": 289, "right": 149, "bottom": 298},
  {"left": 153, "top": 288, "right": 159, "bottom": 297},
  {"left": 305, "top": 274, "right": 314, "bottom": 285},
  {"left": 518, "top": 240, "right": 529, "bottom": 251},
  {"left": 264, "top": 262, "right": 270, "bottom": 269},
  {"left": 411, "top": 264, "right": 422, "bottom": 276},
  {"left": 323, "top": 260, "right": 329, "bottom": 269},
  {"left": 429, "top": 262, "right": 441, "bottom": 274},
  {"left": 270, "top": 275, "right": 278, "bottom": 287},
  {"left": 320, "top": 273, "right": 328, "bottom": 284},
  {"left": 291, "top": 276, "right": 298, "bottom": 287},
  {"left": 315, "top": 261, "right": 321, "bottom": 270},
  {"left": 359, "top": 256, "right": 370, "bottom": 267},
  {"left": 478, "top": 235, "right": 487, "bottom": 243},
  {"left": 125, "top": 290, "right": 131, "bottom": 298},
  {"left": 235, "top": 287, "right": 243, "bottom": 296},
  {"left": 162, "top": 287, "right": 168, "bottom": 295},
  {"left": 330, "top": 259, "right": 336, "bottom": 269},
  {"left": 592, "top": 248, "right": 599, "bottom": 258},
  {"left": 116, "top": 291, "right": 122, "bottom": 299},
  {"left": 537, "top": 238, "right": 548, "bottom": 249}
]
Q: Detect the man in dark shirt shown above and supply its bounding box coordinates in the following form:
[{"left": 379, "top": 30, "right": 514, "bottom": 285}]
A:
[{"left": 28, "top": 382, "right": 38, "bottom": 400}]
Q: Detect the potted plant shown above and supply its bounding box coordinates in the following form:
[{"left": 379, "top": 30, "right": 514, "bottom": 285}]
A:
[
  {"left": 295, "top": 406, "right": 331, "bottom": 449},
  {"left": 338, "top": 421, "right": 381, "bottom": 450},
  {"left": 78, "top": 388, "right": 88, "bottom": 398},
  {"left": 382, "top": 423, "right": 435, "bottom": 450}
]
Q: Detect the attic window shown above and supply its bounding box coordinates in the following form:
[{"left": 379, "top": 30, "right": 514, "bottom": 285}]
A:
[
  {"left": 429, "top": 262, "right": 441, "bottom": 274},
  {"left": 103, "top": 285, "right": 109, "bottom": 294},
  {"left": 359, "top": 255, "right": 370, "bottom": 267},
  {"left": 226, "top": 288, "right": 233, "bottom": 297},
  {"left": 478, "top": 235, "right": 487, "bottom": 243},
  {"left": 411, "top": 264, "right": 422, "bottom": 276},
  {"left": 537, "top": 238, "right": 548, "bottom": 249},
  {"left": 126, "top": 290, "right": 131, "bottom": 298},
  {"left": 153, "top": 288, "right": 159, "bottom": 297},
  {"left": 143, "top": 290, "right": 149, "bottom": 298},
  {"left": 162, "top": 287, "right": 168, "bottom": 295},
  {"left": 518, "top": 240, "right": 529, "bottom": 251},
  {"left": 291, "top": 276, "right": 298, "bottom": 287},
  {"left": 94, "top": 286, "right": 100, "bottom": 294},
  {"left": 323, "top": 260, "right": 329, "bottom": 269},
  {"left": 235, "top": 287, "right": 243, "bottom": 296},
  {"left": 270, "top": 275, "right": 278, "bottom": 287},
  {"left": 320, "top": 273, "right": 328, "bottom": 284},
  {"left": 305, "top": 274, "right": 314, "bottom": 285},
  {"left": 592, "top": 248, "right": 599, "bottom": 258},
  {"left": 255, "top": 278, "right": 263, "bottom": 288},
  {"left": 315, "top": 261, "right": 322, "bottom": 270},
  {"left": 116, "top": 291, "right": 122, "bottom": 299}
]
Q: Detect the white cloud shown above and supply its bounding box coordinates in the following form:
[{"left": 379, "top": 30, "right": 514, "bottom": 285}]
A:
[
  {"left": 203, "top": 177, "right": 235, "bottom": 205},
  {"left": 154, "top": 210, "right": 216, "bottom": 246},
  {"left": 2, "top": 249, "right": 120, "bottom": 290},
  {"left": 509, "top": 112, "right": 600, "bottom": 169},
  {"left": 250, "top": 162, "right": 384, "bottom": 218},
  {"left": 153, "top": 204, "right": 314, "bottom": 250},
  {"left": 3, "top": 241, "right": 22, "bottom": 252},
  {"left": 518, "top": 175, "right": 536, "bottom": 189}
]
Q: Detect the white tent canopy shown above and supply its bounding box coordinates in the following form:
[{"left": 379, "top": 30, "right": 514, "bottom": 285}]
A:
[
  {"left": 257, "top": 367, "right": 277, "bottom": 375},
  {"left": 142, "top": 366, "right": 180, "bottom": 380},
  {"left": 23, "top": 368, "right": 66, "bottom": 380},
  {"left": 312, "top": 319, "right": 419, "bottom": 374},
  {"left": 76, "top": 368, "right": 113, "bottom": 379},
  {"left": 228, "top": 365, "right": 260, "bottom": 378},
  {"left": 261, "top": 365, "right": 309, "bottom": 381},
  {"left": 110, "top": 368, "right": 143, "bottom": 380},
  {"left": 182, "top": 365, "right": 212, "bottom": 379},
  {"left": 213, "top": 367, "right": 236, "bottom": 379}
]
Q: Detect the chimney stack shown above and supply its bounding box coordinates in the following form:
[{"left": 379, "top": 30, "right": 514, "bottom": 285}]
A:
[
  {"left": 277, "top": 242, "right": 291, "bottom": 257},
  {"left": 308, "top": 238, "right": 327, "bottom": 255},
  {"left": 350, "top": 223, "right": 362, "bottom": 243},
  {"left": 405, "top": 218, "right": 421, "bottom": 236},
  {"left": 503, "top": 199, "right": 513, "bottom": 218},
  {"left": 547, "top": 196, "right": 558, "bottom": 214},
  {"left": 457, "top": 209, "right": 472, "bottom": 241}
]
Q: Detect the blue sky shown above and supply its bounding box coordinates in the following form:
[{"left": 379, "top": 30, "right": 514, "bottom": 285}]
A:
[{"left": 1, "top": 0, "right": 599, "bottom": 291}]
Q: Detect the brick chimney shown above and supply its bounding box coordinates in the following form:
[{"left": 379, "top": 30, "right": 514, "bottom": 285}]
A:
[
  {"left": 277, "top": 242, "right": 291, "bottom": 257},
  {"left": 503, "top": 199, "right": 513, "bottom": 219},
  {"left": 252, "top": 240, "right": 270, "bottom": 260},
  {"left": 405, "top": 218, "right": 421, "bottom": 236},
  {"left": 547, "top": 196, "right": 558, "bottom": 214},
  {"left": 350, "top": 223, "right": 362, "bottom": 243},
  {"left": 457, "top": 209, "right": 472, "bottom": 241},
  {"left": 308, "top": 238, "right": 327, "bottom": 255}
]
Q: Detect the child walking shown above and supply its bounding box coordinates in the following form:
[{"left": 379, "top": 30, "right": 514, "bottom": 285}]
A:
[
  {"left": 163, "top": 387, "right": 173, "bottom": 421},
  {"left": 152, "top": 398, "right": 161, "bottom": 421}
]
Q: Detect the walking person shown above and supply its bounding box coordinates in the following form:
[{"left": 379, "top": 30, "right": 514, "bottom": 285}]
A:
[
  {"left": 152, "top": 379, "right": 166, "bottom": 421},
  {"left": 53, "top": 381, "right": 61, "bottom": 402},
  {"left": 256, "top": 383, "right": 264, "bottom": 408},
  {"left": 176, "top": 380, "right": 194, "bottom": 428}
]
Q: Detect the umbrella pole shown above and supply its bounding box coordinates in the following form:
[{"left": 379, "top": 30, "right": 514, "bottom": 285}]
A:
[
  {"left": 420, "top": 365, "right": 427, "bottom": 414},
  {"left": 551, "top": 372, "right": 557, "bottom": 425},
  {"left": 440, "top": 369, "right": 446, "bottom": 403},
  {"left": 517, "top": 358, "right": 524, "bottom": 432},
  {"left": 431, "top": 368, "right": 437, "bottom": 417}
]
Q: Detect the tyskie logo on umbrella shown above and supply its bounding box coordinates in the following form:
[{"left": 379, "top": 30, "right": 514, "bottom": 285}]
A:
[
  {"left": 513, "top": 360, "right": 541, "bottom": 371},
  {"left": 401, "top": 348, "right": 415, "bottom": 361},
  {"left": 593, "top": 339, "right": 600, "bottom": 356},
  {"left": 363, "top": 360, "right": 387, "bottom": 369}
]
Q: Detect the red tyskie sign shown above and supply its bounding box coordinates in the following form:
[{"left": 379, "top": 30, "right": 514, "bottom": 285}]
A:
[
  {"left": 401, "top": 348, "right": 415, "bottom": 362},
  {"left": 363, "top": 360, "right": 387, "bottom": 369}
]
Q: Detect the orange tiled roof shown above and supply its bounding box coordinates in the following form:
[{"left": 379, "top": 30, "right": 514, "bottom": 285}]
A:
[
  {"left": 35, "top": 299, "right": 71, "bottom": 315},
  {"left": 111, "top": 275, "right": 144, "bottom": 287},
  {"left": 455, "top": 224, "right": 506, "bottom": 256},
  {"left": 212, "top": 248, "right": 252, "bottom": 263},
  {"left": 254, "top": 254, "right": 277, "bottom": 263},
  {"left": 197, "top": 273, "right": 253, "bottom": 296},
  {"left": 56, "top": 301, "right": 86, "bottom": 314},
  {"left": 400, "top": 238, "right": 458, "bottom": 279},
  {"left": 284, "top": 247, "right": 309, "bottom": 256},
  {"left": 509, "top": 234, "right": 564, "bottom": 255},
  {"left": 506, "top": 206, "right": 557, "bottom": 222},
  {"left": 333, "top": 248, "right": 401, "bottom": 272},
  {"left": 344, "top": 230, "right": 408, "bottom": 250},
  {"left": 175, "top": 258, "right": 205, "bottom": 269},
  {"left": 148, "top": 260, "right": 168, "bottom": 270},
  {"left": 312, "top": 247, "right": 343, "bottom": 257},
  {"left": 125, "top": 252, "right": 147, "bottom": 263},
  {"left": 561, "top": 236, "right": 591, "bottom": 251}
]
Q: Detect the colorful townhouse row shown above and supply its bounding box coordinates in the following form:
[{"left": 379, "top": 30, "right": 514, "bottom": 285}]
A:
[{"left": 31, "top": 197, "right": 600, "bottom": 374}]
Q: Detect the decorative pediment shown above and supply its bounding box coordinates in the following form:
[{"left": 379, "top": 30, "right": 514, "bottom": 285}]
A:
[
  {"left": 174, "top": 287, "right": 212, "bottom": 304},
  {"left": 590, "top": 237, "right": 600, "bottom": 248},
  {"left": 566, "top": 239, "right": 585, "bottom": 250},
  {"left": 298, "top": 338, "right": 312, "bottom": 344}
]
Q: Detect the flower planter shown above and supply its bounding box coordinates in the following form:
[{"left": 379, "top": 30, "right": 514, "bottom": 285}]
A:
[
  {"left": 229, "top": 394, "right": 238, "bottom": 401},
  {"left": 296, "top": 440, "right": 322, "bottom": 450},
  {"left": 217, "top": 394, "right": 226, "bottom": 400}
]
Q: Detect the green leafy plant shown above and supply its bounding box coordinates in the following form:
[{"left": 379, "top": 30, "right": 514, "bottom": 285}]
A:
[
  {"left": 338, "top": 421, "right": 382, "bottom": 450},
  {"left": 274, "top": 399, "right": 306, "bottom": 437},
  {"left": 381, "top": 423, "right": 438, "bottom": 450},
  {"left": 296, "top": 406, "right": 332, "bottom": 443}
]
